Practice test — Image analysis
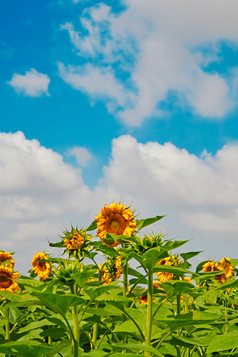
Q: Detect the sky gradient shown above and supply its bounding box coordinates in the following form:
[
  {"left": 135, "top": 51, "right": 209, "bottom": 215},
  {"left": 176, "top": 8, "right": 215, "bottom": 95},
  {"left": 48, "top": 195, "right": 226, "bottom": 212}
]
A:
[{"left": 1, "top": 0, "right": 238, "bottom": 273}]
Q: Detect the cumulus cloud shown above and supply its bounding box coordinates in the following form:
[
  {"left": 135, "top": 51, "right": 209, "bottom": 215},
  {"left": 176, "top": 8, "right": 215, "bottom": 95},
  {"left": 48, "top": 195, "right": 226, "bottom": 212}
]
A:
[
  {"left": 92, "top": 135, "right": 238, "bottom": 261},
  {"left": 0, "top": 132, "right": 92, "bottom": 272},
  {"left": 8, "top": 68, "right": 50, "bottom": 97},
  {"left": 2, "top": 131, "right": 238, "bottom": 273},
  {"left": 67, "top": 146, "right": 93, "bottom": 166},
  {"left": 59, "top": 0, "right": 238, "bottom": 125}
]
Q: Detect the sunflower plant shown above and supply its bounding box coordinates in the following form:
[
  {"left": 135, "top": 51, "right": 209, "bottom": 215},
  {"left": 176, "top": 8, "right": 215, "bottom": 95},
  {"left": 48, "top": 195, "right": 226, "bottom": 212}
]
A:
[{"left": 0, "top": 203, "right": 238, "bottom": 357}]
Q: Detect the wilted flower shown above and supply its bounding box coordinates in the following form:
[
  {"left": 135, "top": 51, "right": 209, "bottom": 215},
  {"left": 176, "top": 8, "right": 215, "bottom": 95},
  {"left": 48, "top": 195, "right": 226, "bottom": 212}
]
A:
[
  {"left": 0, "top": 266, "right": 20, "bottom": 293},
  {"left": 0, "top": 251, "right": 15, "bottom": 269},
  {"left": 95, "top": 203, "right": 136, "bottom": 247},
  {"left": 31, "top": 252, "right": 51, "bottom": 280}
]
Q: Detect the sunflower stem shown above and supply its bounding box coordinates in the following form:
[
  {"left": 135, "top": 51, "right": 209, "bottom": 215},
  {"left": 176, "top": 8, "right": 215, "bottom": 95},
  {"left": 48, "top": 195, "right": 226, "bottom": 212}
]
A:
[
  {"left": 122, "top": 255, "right": 129, "bottom": 349},
  {"left": 92, "top": 301, "right": 99, "bottom": 348},
  {"left": 5, "top": 307, "right": 10, "bottom": 357},
  {"left": 144, "top": 267, "right": 153, "bottom": 357}
]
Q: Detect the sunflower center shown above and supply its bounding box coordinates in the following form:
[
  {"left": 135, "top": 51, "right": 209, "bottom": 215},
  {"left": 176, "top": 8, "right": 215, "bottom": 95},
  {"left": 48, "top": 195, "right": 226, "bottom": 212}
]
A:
[
  {"left": 109, "top": 219, "right": 120, "bottom": 233},
  {"left": 0, "top": 273, "right": 12, "bottom": 288}
]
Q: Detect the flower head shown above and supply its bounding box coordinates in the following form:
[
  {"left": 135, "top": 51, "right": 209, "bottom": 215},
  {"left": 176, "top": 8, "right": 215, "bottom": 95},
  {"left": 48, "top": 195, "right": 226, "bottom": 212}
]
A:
[
  {"left": 139, "top": 294, "right": 148, "bottom": 305},
  {"left": 0, "top": 252, "right": 15, "bottom": 269},
  {"left": 95, "top": 203, "right": 136, "bottom": 247},
  {"left": 64, "top": 230, "right": 85, "bottom": 250},
  {"left": 202, "top": 258, "right": 234, "bottom": 284},
  {"left": 155, "top": 255, "right": 181, "bottom": 283},
  {"left": 31, "top": 252, "right": 51, "bottom": 280},
  {"left": 99, "top": 256, "right": 122, "bottom": 285},
  {"left": 0, "top": 267, "right": 20, "bottom": 293}
]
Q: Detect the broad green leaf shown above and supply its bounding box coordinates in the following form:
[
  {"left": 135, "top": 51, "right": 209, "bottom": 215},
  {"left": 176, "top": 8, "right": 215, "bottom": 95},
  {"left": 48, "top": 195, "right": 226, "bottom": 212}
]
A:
[
  {"left": 215, "top": 278, "right": 238, "bottom": 291},
  {"left": 31, "top": 292, "right": 87, "bottom": 315},
  {"left": 40, "top": 326, "right": 66, "bottom": 338},
  {"left": 207, "top": 332, "right": 238, "bottom": 353},
  {"left": 84, "top": 283, "right": 119, "bottom": 300},
  {"left": 136, "top": 215, "right": 166, "bottom": 231},
  {"left": 180, "top": 251, "right": 203, "bottom": 261},
  {"left": 110, "top": 342, "right": 164, "bottom": 357},
  {"left": 161, "top": 280, "right": 194, "bottom": 297},
  {"left": 162, "top": 240, "right": 189, "bottom": 250},
  {"left": 18, "top": 319, "right": 53, "bottom": 333},
  {"left": 172, "top": 334, "right": 208, "bottom": 347},
  {"left": 87, "top": 220, "right": 97, "bottom": 231},
  {"left": 71, "top": 267, "right": 97, "bottom": 288},
  {"left": 128, "top": 267, "right": 144, "bottom": 278},
  {"left": 153, "top": 265, "right": 192, "bottom": 275},
  {"left": 157, "top": 311, "right": 221, "bottom": 330},
  {"left": 0, "top": 341, "right": 52, "bottom": 357},
  {"left": 142, "top": 247, "right": 168, "bottom": 269},
  {"left": 46, "top": 315, "right": 68, "bottom": 331}
]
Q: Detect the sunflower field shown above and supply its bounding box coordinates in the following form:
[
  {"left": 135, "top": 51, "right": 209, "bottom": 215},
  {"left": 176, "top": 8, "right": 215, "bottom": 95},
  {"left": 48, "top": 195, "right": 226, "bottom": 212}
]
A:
[{"left": 0, "top": 203, "right": 238, "bottom": 357}]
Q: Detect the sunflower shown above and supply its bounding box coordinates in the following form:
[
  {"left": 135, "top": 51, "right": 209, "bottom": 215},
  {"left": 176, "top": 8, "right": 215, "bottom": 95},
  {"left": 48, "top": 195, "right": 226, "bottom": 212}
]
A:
[
  {"left": 31, "top": 252, "right": 51, "bottom": 280},
  {"left": 95, "top": 203, "right": 136, "bottom": 247},
  {"left": 202, "top": 259, "right": 232, "bottom": 284},
  {"left": 139, "top": 294, "right": 148, "bottom": 305},
  {"left": 155, "top": 256, "right": 181, "bottom": 283},
  {"left": 64, "top": 230, "right": 85, "bottom": 250},
  {"left": 0, "top": 266, "right": 20, "bottom": 293},
  {"left": 220, "top": 258, "right": 234, "bottom": 280},
  {"left": 99, "top": 256, "right": 122, "bottom": 285},
  {"left": 0, "top": 251, "right": 15, "bottom": 269}
]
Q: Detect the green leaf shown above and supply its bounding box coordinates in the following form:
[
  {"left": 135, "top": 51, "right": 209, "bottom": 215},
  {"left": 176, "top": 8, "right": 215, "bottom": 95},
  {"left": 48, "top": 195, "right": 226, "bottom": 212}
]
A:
[
  {"left": 0, "top": 341, "right": 52, "bottom": 357},
  {"left": 153, "top": 265, "right": 192, "bottom": 275},
  {"left": 84, "top": 283, "right": 119, "bottom": 300},
  {"left": 142, "top": 247, "right": 168, "bottom": 269},
  {"left": 136, "top": 215, "right": 166, "bottom": 231},
  {"left": 180, "top": 251, "right": 203, "bottom": 261},
  {"left": 162, "top": 240, "right": 189, "bottom": 250},
  {"left": 172, "top": 334, "right": 208, "bottom": 347},
  {"left": 48, "top": 241, "right": 64, "bottom": 248},
  {"left": 18, "top": 319, "right": 53, "bottom": 333},
  {"left": 31, "top": 292, "right": 87, "bottom": 315},
  {"left": 207, "top": 332, "right": 238, "bottom": 353},
  {"left": 110, "top": 342, "right": 165, "bottom": 357},
  {"left": 87, "top": 220, "right": 97, "bottom": 231},
  {"left": 157, "top": 311, "right": 221, "bottom": 330},
  {"left": 40, "top": 326, "right": 66, "bottom": 338}
]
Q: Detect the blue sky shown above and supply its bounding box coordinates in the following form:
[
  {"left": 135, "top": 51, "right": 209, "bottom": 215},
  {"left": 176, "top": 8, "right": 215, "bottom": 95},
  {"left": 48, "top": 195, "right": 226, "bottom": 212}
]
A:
[{"left": 1, "top": 0, "right": 238, "bottom": 273}]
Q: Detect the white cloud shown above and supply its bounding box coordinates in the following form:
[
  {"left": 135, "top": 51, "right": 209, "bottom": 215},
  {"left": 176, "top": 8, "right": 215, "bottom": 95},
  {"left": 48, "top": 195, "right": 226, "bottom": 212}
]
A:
[
  {"left": 92, "top": 135, "right": 238, "bottom": 261},
  {"left": 8, "top": 68, "right": 50, "bottom": 97},
  {"left": 67, "top": 146, "right": 93, "bottom": 166},
  {"left": 2, "top": 131, "right": 238, "bottom": 273},
  {"left": 0, "top": 132, "right": 92, "bottom": 272},
  {"left": 60, "top": 0, "right": 238, "bottom": 125}
]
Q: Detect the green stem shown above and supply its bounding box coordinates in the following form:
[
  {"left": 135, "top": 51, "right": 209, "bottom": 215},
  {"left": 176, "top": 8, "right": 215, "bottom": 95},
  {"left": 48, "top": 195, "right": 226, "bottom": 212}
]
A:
[
  {"left": 144, "top": 268, "right": 153, "bottom": 357},
  {"left": 72, "top": 306, "right": 79, "bottom": 357},
  {"left": 123, "top": 259, "right": 128, "bottom": 299},
  {"left": 92, "top": 301, "right": 99, "bottom": 348},
  {"left": 123, "top": 258, "right": 129, "bottom": 349},
  {"left": 5, "top": 308, "right": 10, "bottom": 341},
  {"left": 5, "top": 308, "right": 10, "bottom": 357},
  {"left": 224, "top": 298, "right": 228, "bottom": 334}
]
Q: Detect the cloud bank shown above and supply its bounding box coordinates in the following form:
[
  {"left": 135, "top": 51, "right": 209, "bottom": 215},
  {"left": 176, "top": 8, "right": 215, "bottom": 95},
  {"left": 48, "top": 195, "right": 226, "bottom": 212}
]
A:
[
  {"left": 59, "top": 0, "right": 238, "bottom": 125},
  {"left": 1, "top": 132, "right": 238, "bottom": 272}
]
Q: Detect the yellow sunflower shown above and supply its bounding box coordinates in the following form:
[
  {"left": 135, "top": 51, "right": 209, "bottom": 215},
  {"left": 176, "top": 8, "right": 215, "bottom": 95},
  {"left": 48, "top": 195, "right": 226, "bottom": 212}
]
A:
[
  {"left": 0, "top": 251, "right": 15, "bottom": 269},
  {"left": 139, "top": 294, "right": 148, "bottom": 305},
  {"left": 155, "top": 256, "right": 181, "bottom": 283},
  {"left": 99, "top": 256, "right": 122, "bottom": 285},
  {"left": 202, "top": 260, "right": 231, "bottom": 284},
  {"left": 64, "top": 230, "right": 85, "bottom": 250},
  {"left": 220, "top": 258, "right": 234, "bottom": 280},
  {"left": 0, "top": 266, "right": 20, "bottom": 293},
  {"left": 31, "top": 252, "right": 51, "bottom": 280},
  {"left": 95, "top": 203, "right": 136, "bottom": 247}
]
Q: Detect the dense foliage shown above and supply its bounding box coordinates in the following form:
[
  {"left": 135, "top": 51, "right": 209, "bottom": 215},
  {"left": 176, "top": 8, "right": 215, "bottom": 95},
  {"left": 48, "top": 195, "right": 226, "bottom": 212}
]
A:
[{"left": 0, "top": 203, "right": 238, "bottom": 357}]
